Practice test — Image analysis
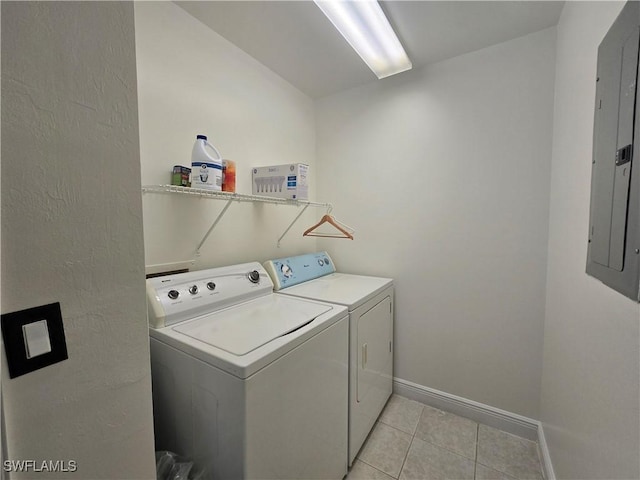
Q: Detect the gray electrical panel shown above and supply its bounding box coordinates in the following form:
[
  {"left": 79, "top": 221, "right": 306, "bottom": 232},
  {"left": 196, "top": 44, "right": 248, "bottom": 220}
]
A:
[{"left": 587, "top": 1, "right": 640, "bottom": 301}]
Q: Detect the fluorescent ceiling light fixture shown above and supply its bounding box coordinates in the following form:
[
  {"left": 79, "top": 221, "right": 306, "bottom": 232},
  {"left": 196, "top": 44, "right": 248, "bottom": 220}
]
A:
[{"left": 314, "top": 0, "right": 412, "bottom": 79}]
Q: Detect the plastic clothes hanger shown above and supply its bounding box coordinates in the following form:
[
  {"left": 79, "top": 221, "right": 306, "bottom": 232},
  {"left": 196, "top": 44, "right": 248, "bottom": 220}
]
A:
[{"left": 303, "top": 213, "right": 355, "bottom": 239}]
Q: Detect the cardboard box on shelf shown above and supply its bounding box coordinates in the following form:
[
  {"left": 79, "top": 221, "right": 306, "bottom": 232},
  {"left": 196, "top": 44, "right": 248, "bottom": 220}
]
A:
[{"left": 252, "top": 164, "right": 308, "bottom": 200}]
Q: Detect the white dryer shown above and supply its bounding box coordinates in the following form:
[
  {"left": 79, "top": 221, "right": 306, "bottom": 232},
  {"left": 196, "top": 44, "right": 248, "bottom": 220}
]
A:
[
  {"left": 147, "top": 262, "right": 349, "bottom": 480},
  {"left": 264, "top": 252, "right": 393, "bottom": 465}
]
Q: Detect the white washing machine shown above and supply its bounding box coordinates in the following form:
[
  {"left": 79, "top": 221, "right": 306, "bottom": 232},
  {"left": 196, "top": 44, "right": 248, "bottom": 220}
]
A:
[
  {"left": 147, "top": 262, "right": 349, "bottom": 480},
  {"left": 264, "top": 252, "right": 393, "bottom": 465}
]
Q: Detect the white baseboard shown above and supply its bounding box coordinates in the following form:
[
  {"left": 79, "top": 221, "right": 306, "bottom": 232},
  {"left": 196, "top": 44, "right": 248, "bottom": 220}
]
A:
[
  {"left": 393, "top": 377, "right": 539, "bottom": 440},
  {"left": 537, "top": 422, "right": 556, "bottom": 480},
  {"left": 392, "top": 377, "right": 555, "bottom": 479}
]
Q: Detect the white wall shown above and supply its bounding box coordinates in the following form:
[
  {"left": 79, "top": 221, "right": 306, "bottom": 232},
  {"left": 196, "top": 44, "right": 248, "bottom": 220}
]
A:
[
  {"left": 1, "top": 2, "right": 3, "bottom": 475},
  {"left": 315, "top": 28, "right": 557, "bottom": 419},
  {"left": 135, "top": 2, "right": 319, "bottom": 271},
  {"left": 1, "top": 2, "right": 155, "bottom": 479},
  {"left": 540, "top": 2, "right": 640, "bottom": 478}
]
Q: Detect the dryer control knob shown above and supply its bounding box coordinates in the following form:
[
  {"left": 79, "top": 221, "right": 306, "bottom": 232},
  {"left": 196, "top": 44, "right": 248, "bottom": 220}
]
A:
[
  {"left": 206, "top": 282, "right": 216, "bottom": 291},
  {"left": 168, "top": 290, "right": 180, "bottom": 300},
  {"left": 189, "top": 285, "right": 199, "bottom": 295},
  {"left": 281, "top": 264, "right": 293, "bottom": 278},
  {"left": 248, "top": 270, "right": 260, "bottom": 283}
]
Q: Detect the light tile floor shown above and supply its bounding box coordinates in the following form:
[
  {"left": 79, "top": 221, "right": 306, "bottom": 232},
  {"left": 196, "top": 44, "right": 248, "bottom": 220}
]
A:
[{"left": 346, "top": 395, "right": 543, "bottom": 480}]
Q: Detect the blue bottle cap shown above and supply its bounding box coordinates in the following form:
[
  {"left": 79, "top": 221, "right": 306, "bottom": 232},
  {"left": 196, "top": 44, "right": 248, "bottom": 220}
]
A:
[{"left": 196, "top": 135, "right": 207, "bottom": 140}]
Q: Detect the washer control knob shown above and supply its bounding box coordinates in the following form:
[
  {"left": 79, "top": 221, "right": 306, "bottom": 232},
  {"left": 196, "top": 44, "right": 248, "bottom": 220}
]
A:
[
  {"left": 168, "top": 290, "right": 180, "bottom": 300},
  {"left": 189, "top": 285, "right": 199, "bottom": 295},
  {"left": 206, "top": 282, "right": 216, "bottom": 291},
  {"left": 248, "top": 270, "right": 260, "bottom": 283}
]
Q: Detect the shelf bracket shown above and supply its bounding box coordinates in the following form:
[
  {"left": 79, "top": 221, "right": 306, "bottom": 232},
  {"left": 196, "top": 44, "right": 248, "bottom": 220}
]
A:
[
  {"left": 277, "top": 204, "right": 310, "bottom": 248},
  {"left": 196, "top": 199, "right": 234, "bottom": 255}
]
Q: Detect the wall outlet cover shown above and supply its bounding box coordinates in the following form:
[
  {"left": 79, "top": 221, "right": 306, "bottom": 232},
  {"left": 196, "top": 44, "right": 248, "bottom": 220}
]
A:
[{"left": 1, "top": 302, "right": 68, "bottom": 379}]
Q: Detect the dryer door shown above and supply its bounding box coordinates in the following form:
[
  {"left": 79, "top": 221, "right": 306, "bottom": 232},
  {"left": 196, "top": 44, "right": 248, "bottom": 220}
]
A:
[
  {"left": 350, "top": 292, "right": 393, "bottom": 464},
  {"left": 356, "top": 296, "right": 393, "bottom": 403}
]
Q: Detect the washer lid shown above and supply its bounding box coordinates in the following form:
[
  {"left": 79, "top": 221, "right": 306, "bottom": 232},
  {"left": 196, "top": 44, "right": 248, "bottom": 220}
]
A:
[{"left": 173, "top": 295, "right": 332, "bottom": 356}]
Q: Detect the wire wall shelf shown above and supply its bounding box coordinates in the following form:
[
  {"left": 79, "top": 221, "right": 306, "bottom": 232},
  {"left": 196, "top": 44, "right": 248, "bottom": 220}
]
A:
[{"left": 142, "top": 185, "right": 333, "bottom": 252}]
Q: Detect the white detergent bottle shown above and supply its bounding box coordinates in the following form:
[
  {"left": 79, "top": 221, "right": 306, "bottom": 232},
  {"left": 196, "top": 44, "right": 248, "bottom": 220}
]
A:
[{"left": 191, "top": 134, "right": 223, "bottom": 191}]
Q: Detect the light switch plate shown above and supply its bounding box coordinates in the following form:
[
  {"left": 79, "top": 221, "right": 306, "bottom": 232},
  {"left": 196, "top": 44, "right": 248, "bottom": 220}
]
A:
[
  {"left": 23, "top": 319, "right": 52, "bottom": 359},
  {"left": 1, "top": 302, "right": 68, "bottom": 378}
]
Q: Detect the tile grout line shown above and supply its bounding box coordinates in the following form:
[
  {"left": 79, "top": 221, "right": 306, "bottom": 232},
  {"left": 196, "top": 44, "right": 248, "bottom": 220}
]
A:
[
  {"left": 395, "top": 403, "right": 478, "bottom": 478},
  {"left": 376, "top": 396, "right": 542, "bottom": 480},
  {"left": 375, "top": 398, "right": 426, "bottom": 478},
  {"left": 390, "top": 395, "right": 542, "bottom": 480},
  {"left": 356, "top": 457, "right": 395, "bottom": 478},
  {"left": 412, "top": 396, "right": 540, "bottom": 476},
  {"left": 394, "top": 404, "right": 424, "bottom": 479},
  {"left": 475, "top": 423, "right": 543, "bottom": 479},
  {"left": 415, "top": 435, "right": 480, "bottom": 463},
  {"left": 389, "top": 402, "right": 424, "bottom": 480},
  {"left": 356, "top": 418, "right": 414, "bottom": 479},
  {"left": 410, "top": 415, "right": 480, "bottom": 463},
  {"left": 356, "top": 421, "right": 395, "bottom": 478}
]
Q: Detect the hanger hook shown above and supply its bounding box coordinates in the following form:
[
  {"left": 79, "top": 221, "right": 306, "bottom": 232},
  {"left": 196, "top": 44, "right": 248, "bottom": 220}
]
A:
[{"left": 326, "top": 204, "right": 333, "bottom": 215}]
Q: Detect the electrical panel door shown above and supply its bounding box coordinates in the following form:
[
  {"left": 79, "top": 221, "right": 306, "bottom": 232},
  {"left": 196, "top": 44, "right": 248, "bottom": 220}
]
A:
[{"left": 587, "top": 1, "right": 640, "bottom": 301}]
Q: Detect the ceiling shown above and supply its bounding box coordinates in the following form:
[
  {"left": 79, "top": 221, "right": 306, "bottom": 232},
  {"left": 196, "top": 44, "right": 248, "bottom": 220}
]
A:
[{"left": 176, "top": 1, "right": 565, "bottom": 99}]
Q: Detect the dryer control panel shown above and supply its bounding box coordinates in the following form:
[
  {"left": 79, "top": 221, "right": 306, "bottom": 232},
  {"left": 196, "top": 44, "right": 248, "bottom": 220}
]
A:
[{"left": 264, "top": 252, "right": 336, "bottom": 290}]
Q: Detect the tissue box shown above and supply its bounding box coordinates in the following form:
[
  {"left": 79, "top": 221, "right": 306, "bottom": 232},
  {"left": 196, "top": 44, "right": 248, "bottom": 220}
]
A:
[{"left": 252, "top": 164, "right": 308, "bottom": 200}]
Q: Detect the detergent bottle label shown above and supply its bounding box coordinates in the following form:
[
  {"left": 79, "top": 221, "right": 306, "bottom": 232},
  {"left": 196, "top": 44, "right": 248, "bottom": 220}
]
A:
[{"left": 192, "top": 161, "right": 222, "bottom": 188}]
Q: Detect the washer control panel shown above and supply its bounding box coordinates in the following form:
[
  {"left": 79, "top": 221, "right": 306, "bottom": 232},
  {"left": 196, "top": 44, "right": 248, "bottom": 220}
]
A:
[
  {"left": 147, "top": 262, "right": 272, "bottom": 328},
  {"left": 264, "top": 252, "right": 336, "bottom": 291}
]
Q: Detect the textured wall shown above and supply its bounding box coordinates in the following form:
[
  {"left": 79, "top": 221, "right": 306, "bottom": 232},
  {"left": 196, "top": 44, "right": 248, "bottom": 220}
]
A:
[
  {"left": 1, "top": 2, "right": 155, "bottom": 478},
  {"left": 541, "top": 2, "right": 640, "bottom": 478},
  {"left": 315, "top": 28, "right": 557, "bottom": 419}
]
